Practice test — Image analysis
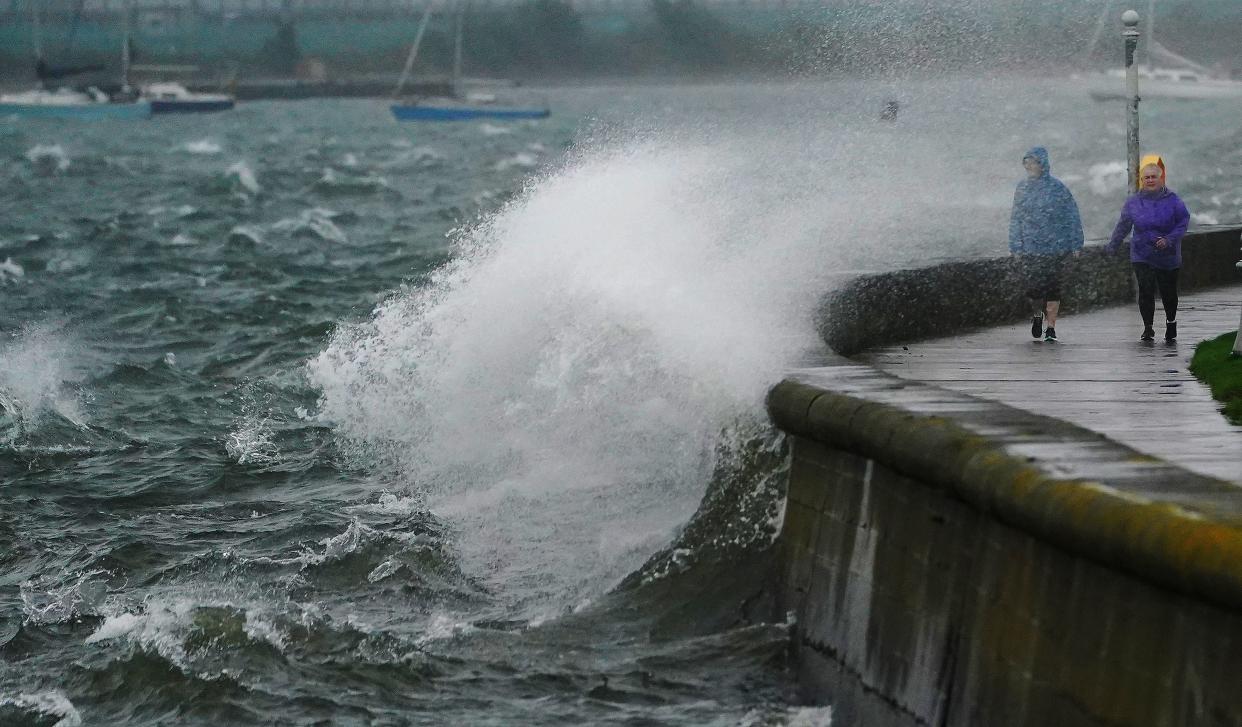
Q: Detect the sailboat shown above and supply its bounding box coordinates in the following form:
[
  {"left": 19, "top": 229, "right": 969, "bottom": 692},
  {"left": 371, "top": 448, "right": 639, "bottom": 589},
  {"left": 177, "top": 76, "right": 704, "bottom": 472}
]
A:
[
  {"left": 128, "top": 4, "right": 235, "bottom": 114},
  {"left": 1082, "top": 0, "right": 1242, "bottom": 101},
  {"left": 140, "top": 81, "right": 235, "bottom": 115},
  {"left": 390, "top": 2, "right": 550, "bottom": 122},
  {"left": 0, "top": 0, "right": 150, "bottom": 120}
]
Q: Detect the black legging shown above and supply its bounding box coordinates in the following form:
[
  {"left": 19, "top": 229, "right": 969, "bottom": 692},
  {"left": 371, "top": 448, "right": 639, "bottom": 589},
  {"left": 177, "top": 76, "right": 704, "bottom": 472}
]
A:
[{"left": 1132, "top": 263, "right": 1179, "bottom": 327}]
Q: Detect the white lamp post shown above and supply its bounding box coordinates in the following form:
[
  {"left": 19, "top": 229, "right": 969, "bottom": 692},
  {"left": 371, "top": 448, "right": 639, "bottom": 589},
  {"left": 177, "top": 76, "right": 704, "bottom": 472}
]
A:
[{"left": 1122, "top": 10, "right": 1141, "bottom": 190}]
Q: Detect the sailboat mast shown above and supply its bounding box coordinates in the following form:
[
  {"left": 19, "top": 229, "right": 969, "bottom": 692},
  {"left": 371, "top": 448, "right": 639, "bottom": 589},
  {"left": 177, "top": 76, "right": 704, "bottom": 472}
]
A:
[
  {"left": 1145, "top": 0, "right": 1155, "bottom": 71},
  {"left": 121, "top": 0, "right": 133, "bottom": 90},
  {"left": 1083, "top": 0, "right": 1111, "bottom": 63},
  {"left": 31, "top": 0, "right": 43, "bottom": 60},
  {"left": 453, "top": 1, "right": 464, "bottom": 87},
  {"left": 392, "top": 2, "right": 436, "bottom": 99}
]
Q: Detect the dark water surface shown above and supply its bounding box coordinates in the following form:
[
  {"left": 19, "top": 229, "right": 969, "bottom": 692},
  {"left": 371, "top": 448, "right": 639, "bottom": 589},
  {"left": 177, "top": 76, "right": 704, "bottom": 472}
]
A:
[
  {"left": 2, "top": 79, "right": 1240, "bottom": 726},
  {"left": 0, "top": 92, "right": 810, "bottom": 726}
]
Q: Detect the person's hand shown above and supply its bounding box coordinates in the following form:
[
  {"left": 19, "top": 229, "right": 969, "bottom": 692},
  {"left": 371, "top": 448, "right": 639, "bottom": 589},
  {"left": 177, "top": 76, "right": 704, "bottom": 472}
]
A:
[{"left": 1155, "top": 237, "right": 1168, "bottom": 250}]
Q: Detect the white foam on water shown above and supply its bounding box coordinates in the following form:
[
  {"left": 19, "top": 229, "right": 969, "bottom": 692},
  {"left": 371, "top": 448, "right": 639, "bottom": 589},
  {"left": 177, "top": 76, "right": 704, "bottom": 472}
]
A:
[
  {"left": 348, "top": 492, "right": 424, "bottom": 517},
  {"left": 180, "top": 139, "right": 223, "bottom": 155},
  {"left": 225, "top": 412, "right": 280, "bottom": 466},
  {"left": 84, "top": 599, "right": 218, "bottom": 674},
  {"left": 0, "top": 691, "right": 83, "bottom": 727},
  {"left": 272, "top": 208, "right": 348, "bottom": 245},
  {"left": 493, "top": 152, "right": 539, "bottom": 171},
  {"left": 225, "top": 161, "right": 261, "bottom": 195},
  {"left": 85, "top": 611, "right": 147, "bottom": 644},
  {"left": 243, "top": 609, "right": 288, "bottom": 651},
  {"left": 415, "top": 613, "right": 477, "bottom": 646},
  {"left": 366, "top": 559, "right": 403, "bottom": 583},
  {"left": 380, "top": 145, "right": 445, "bottom": 170},
  {"left": 479, "top": 122, "right": 513, "bottom": 137},
  {"left": 25, "top": 143, "right": 71, "bottom": 174},
  {"left": 20, "top": 569, "right": 109, "bottom": 625},
  {"left": 0, "top": 257, "right": 24, "bottom": 283},
  {"left": 227, "top": 225, "right": 265, "bottom": 246},
  {"left": 85, "top": 594, "right": 290, "bottom": 670}
]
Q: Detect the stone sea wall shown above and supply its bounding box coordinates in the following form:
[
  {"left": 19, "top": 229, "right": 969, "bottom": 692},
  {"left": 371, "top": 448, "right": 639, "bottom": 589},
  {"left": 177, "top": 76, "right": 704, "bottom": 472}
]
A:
[
  {"left": 768, "top": 227, "right": 1242, "bottom": 725},
  {"left": 820, "top": 227, "right": 1242, "bottom": 356}
]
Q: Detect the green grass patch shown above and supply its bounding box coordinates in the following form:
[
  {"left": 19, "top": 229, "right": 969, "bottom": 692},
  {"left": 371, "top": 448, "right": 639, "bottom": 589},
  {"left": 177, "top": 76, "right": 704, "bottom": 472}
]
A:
[{"left": 1190, "top": 331, "right": 1242, "bottom": 424}]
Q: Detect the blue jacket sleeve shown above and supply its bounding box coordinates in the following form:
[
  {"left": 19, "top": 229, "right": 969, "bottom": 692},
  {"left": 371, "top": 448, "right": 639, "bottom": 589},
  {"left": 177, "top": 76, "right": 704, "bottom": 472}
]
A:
[
  {"left": 1008, "top": 186, "right": 1023, "bottom": 254},
  {"left": 1061, "top": 185, "right": 1084, "bottom": 252},
  {"left": 1106, "top": 201, "right": 1133, "bottom": 255}
]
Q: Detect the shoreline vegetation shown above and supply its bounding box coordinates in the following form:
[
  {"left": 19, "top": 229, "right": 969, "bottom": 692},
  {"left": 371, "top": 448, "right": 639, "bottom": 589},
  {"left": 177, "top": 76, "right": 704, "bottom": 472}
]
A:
[
  {"left": 3, "top": 0, "right": 1242, "bottom": 84},
  {"left": 1190, "top": 331, "right": 1242, "bottom": 424}
]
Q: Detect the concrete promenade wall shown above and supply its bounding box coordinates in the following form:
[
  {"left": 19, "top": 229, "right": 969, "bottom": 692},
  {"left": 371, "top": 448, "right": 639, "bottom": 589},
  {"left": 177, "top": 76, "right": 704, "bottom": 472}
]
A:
[
  {"left": 768, "top": 373, "right": 1242, "bottom": 726},
  {"left": 820, "top": 226, "right": 1242, "bottom": 356},
  {"left": 769, "top": 226, "right": 1242, "bottom": 725}
]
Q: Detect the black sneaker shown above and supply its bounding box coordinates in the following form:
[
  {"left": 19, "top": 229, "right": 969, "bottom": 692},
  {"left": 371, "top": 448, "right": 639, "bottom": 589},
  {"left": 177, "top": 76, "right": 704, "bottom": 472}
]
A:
[
  {"left": 1165, "top": 320, "right": 1177, "bottom": 341},
  {"left": 1141, "top": 327, "right": 1156, "bottom": 341},
  {"left": 1044, "top": 327, "right": 1057, "bottom": 342},
  {"left": 1031, "top": 315, "right": 1043, "bottom": 339}
]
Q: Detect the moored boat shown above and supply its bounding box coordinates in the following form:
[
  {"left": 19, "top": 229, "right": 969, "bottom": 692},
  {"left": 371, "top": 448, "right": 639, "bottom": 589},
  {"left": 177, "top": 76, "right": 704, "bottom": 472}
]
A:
[
  {"left": 391, "top": 96, "right": 549, "bottom": 122},
  {"left": 142, "top": 82, "right": 235, "bottom": 114},
  {"left": 388, "top": 1, "right": 550, "bottom": 123},
  {"left": 0, "top": 88, "right": 151, "bottom": 120},
  {"left": 1084, "top": 67, "right": 1242, "bottom": 102}
]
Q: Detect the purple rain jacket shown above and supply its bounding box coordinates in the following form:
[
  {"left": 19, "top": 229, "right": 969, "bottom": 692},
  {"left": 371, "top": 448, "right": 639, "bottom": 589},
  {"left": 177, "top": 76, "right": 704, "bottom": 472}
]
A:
[{"left": 1106, "top": 188, "right": 1191, "bottom": 270}]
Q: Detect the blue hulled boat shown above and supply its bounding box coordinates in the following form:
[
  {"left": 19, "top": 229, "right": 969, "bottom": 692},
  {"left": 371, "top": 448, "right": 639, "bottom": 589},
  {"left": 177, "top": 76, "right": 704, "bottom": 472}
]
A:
[
  {"left": 389, "top": 2, "right": 550, "bottom": 124},
  {"left": 391, "top": 99, "right": 549, "bottom": 122},
  {"left": 143, "top": 83, "right": 235, "bottom": 114}
]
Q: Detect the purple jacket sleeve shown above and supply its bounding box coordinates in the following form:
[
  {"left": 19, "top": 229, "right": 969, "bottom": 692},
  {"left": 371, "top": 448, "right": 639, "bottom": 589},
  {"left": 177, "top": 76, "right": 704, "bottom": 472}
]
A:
[
  {"left": 1165, "top": 196, "right": 1190, "bottom": 245},
  {"left": 1106, "top": 200, "right": 1133, "bottom": 255}
]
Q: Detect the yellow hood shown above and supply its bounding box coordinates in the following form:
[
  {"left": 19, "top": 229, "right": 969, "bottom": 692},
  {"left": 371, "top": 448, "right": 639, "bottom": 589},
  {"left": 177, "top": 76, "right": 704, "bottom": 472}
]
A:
[{"left": 1137, "top": 154, "right": 1166, "bottom": 189}]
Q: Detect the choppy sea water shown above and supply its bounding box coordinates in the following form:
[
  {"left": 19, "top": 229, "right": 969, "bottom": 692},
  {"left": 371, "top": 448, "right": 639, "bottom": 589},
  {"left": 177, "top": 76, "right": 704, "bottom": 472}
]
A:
[{"left": 2, "top": 78, "right": 1240, "bottom": 726}]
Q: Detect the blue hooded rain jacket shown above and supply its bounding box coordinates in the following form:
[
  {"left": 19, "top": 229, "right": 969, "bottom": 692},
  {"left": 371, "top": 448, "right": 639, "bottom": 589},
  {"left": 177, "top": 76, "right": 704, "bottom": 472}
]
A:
[{"left": 1008, "top": 147, "right": 1085, "bottom": 256}]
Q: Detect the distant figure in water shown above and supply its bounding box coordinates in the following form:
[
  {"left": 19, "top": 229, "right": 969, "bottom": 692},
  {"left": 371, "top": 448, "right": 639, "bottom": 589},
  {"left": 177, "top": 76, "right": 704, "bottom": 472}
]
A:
[
  {"left": 879, "top": 100, "right": 899, "bottom": 122},
  {"left": 1008, "top": 146, "right": 1084, "bottom": 342},
  {"left": 1106, "top": 154, "right": 1190, "bottom": 342}
]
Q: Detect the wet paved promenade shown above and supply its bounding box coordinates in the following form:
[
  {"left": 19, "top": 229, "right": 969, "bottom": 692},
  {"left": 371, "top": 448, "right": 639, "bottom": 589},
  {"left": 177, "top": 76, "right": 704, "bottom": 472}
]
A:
[{"left": 858, "top": 284, "right": 1242, "bottom": 485}]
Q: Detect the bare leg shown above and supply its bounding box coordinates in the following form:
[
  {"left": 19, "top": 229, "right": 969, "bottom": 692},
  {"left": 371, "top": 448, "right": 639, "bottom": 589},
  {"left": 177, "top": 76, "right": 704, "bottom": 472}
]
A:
[{"left": 1045, "top": 300, "right": 1060, "bottom": 327}]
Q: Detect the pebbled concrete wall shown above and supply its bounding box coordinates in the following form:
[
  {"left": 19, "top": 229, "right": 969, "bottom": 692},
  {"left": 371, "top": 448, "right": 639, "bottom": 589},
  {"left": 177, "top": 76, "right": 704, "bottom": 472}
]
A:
[
  {"left": 820, "top": 226, "right": 1242, "bottom": 356},
  {"left": 768, "top": 367, "right": 1242, "bottom": 727}
]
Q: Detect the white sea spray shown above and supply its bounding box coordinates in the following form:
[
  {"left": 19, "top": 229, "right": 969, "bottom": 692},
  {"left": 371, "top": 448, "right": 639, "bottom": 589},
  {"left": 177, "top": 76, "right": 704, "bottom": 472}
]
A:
[{"left": 0, "top": 325, "right": 86, "bottom": 431}]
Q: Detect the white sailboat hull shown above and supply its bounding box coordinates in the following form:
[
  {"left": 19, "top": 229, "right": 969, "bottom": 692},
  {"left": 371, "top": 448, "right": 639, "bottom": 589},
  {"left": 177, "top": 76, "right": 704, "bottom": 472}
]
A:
[{"left": 1086, "top": 74, "right": 1242, "bottom": 101}]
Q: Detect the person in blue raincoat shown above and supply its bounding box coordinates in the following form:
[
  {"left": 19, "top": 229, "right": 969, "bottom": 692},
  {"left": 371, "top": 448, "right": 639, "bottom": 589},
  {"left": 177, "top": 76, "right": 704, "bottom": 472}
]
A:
[{"left": 1009, "top": 146, "right": 1085, "bottom": 342}]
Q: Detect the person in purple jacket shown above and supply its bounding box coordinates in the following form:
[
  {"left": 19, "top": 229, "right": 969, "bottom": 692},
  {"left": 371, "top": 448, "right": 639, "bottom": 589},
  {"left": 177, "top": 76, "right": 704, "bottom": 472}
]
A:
[{"left": 1106, "top": 155, "right": 1190, "bottom": 342}]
